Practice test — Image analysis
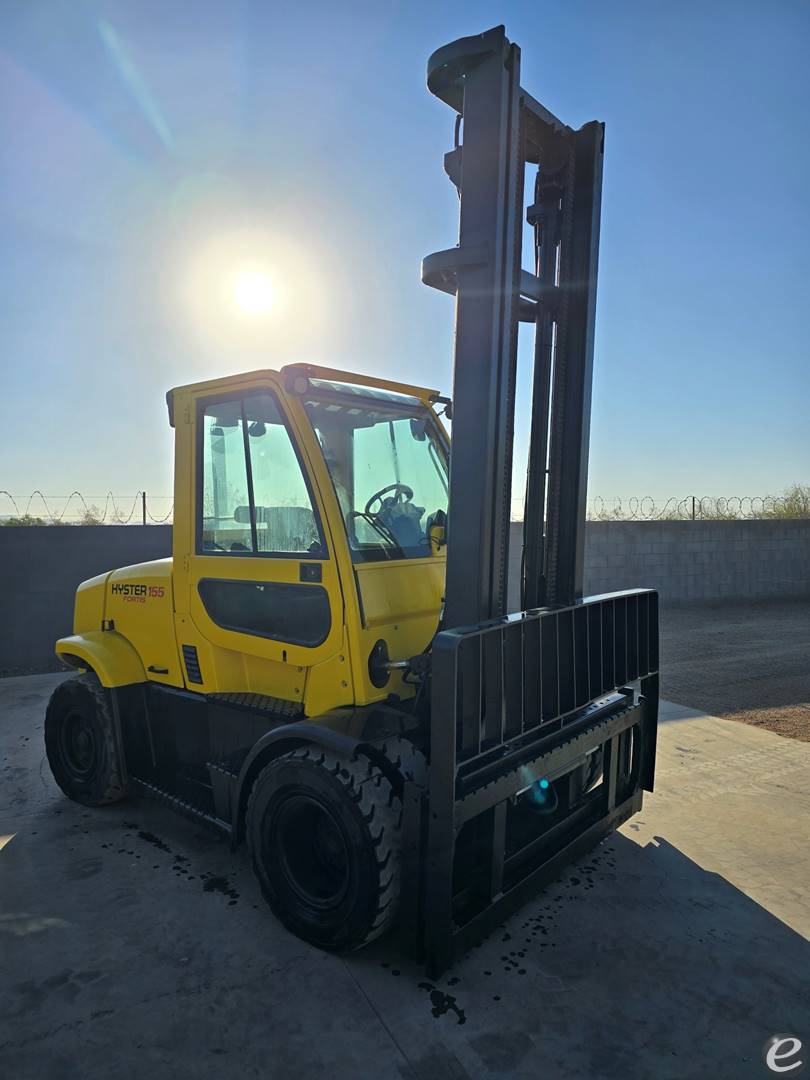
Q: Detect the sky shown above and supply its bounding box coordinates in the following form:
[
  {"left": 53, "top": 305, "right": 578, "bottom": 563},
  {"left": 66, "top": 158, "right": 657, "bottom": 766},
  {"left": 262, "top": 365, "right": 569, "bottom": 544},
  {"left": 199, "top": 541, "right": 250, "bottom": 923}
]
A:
[{"left": 1, "top": 0, "right": 808, "bottom": 517}]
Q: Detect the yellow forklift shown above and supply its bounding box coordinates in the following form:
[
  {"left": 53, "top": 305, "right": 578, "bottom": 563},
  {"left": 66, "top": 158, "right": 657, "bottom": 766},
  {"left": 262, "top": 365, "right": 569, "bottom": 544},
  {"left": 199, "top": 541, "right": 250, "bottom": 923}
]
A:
[{"left": 45, "top": 27, "right": 659, "bottom": 976}]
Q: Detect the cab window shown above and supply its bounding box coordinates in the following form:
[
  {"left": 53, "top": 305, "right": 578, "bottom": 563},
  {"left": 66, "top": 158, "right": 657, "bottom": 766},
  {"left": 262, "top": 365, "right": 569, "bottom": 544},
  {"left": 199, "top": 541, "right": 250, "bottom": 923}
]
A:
[
  {"left": 199, "top": 393, "right": 325, "bottom": 557},
  {"left": 303, "top": 388, "right": 449, "bottom": 563}
]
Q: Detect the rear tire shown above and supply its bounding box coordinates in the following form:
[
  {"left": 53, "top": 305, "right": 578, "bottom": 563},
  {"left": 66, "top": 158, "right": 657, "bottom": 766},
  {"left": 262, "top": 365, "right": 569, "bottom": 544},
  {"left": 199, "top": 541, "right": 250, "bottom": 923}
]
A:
[
  {"left": 45, "top": 674, "right": 128, "bottom": 806},
  {"left": 246, "top": 747, "right": 402, "bottom": 951}
]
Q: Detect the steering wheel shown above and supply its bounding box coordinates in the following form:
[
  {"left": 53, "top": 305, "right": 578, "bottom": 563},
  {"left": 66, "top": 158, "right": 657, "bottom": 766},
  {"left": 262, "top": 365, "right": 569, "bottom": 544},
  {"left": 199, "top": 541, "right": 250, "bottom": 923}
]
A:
[{"left": 364, "top": 483, "right": 414, "bottom": 516}]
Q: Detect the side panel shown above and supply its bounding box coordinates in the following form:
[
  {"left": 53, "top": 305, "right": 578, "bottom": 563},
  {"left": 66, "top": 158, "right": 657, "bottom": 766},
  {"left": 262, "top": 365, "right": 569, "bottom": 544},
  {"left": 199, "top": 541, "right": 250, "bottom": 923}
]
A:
[
  {"left": 354, "top": 559, "right": 445, "bottom": 630},
  {"left": 105, "top": 559, "right": 183, "bottom": 687},
  {"left": 351, "top": 557, "right": 444, "bottom": 699},
  {"left": 72, "top": 573, "right": 109, "bottom": 634}
]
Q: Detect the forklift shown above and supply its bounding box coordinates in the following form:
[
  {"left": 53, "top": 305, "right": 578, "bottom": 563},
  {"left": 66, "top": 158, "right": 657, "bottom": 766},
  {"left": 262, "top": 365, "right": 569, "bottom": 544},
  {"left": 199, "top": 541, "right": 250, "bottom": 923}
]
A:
[{"left": 45, "top": 26, "right": 659, "bottom": 977}]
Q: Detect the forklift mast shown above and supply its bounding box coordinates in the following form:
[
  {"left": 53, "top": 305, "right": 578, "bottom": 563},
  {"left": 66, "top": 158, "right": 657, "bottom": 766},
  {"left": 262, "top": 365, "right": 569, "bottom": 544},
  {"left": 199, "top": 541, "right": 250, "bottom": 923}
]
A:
[
  {"left": 423, "top": 25, "right": 602, "bottom": 621},
  {"left": 412, "top": 26, "right": 660, "bottom": 976}
]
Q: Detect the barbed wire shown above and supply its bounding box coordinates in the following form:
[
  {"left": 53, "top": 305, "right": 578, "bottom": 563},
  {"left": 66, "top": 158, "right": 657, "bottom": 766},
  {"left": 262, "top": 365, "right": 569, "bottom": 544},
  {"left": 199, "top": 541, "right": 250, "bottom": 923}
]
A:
[
  {"left": 3, "top": 490, "right": 807, "bottom": 525},
  {"left": 586, "top": 495, "right": 807, "bottom": 521},
  {"left": 0, "top": 491, "right": 174, "bottom": 525},
  {"left": 510, "top": 492, "right": 810, "bottom": 521}
]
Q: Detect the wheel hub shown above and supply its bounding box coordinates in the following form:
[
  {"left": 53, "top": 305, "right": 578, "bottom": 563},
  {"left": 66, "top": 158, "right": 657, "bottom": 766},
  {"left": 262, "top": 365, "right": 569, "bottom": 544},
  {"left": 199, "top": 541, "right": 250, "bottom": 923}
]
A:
[
  {"left": 274, "top": 795, "right": 350, "bottom": 910},
  {"left": 60, "top": 710, "right": 96, "bottom": 779}
]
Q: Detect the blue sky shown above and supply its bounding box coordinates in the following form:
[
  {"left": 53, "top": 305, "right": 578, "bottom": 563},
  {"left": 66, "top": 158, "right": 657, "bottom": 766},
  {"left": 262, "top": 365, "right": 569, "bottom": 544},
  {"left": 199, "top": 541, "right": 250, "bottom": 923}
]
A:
[{"left": 1, "top": 0, "right": 807, "bottom": 512}]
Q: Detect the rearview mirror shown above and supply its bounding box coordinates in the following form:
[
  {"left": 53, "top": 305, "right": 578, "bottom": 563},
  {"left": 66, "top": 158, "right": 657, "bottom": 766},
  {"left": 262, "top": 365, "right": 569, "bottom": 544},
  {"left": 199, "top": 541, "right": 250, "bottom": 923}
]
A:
[{"left": 410, "top": 417, "right": 427, "bottom": 441}]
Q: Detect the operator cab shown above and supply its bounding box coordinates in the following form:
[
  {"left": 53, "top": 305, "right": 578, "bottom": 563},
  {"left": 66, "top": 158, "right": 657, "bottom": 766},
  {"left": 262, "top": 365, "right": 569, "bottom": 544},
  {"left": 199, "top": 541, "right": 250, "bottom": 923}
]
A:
[{"left": 166, "top": 364, "right": 450, "bottom": 714}]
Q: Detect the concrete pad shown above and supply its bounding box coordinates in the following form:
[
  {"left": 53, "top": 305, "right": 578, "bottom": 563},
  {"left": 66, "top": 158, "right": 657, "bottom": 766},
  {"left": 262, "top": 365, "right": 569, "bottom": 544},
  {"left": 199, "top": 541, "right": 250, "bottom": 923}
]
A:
[{"left": 1, "top": 675, "right": 808, "bottom": 1079}]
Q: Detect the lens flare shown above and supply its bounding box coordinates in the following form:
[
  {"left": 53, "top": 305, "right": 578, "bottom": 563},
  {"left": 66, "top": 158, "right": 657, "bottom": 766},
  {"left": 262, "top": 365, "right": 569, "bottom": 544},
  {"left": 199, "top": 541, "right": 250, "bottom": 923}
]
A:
[{"left": 524, "top": 776, "right": 558, "bottom": 813}]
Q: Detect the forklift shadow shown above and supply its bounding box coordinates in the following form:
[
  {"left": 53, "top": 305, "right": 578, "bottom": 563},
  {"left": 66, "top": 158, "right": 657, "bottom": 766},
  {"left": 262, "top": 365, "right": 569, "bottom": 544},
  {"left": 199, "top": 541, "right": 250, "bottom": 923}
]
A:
[{"left": 355, "top": 830, "right": 809, "bottom": 1076}]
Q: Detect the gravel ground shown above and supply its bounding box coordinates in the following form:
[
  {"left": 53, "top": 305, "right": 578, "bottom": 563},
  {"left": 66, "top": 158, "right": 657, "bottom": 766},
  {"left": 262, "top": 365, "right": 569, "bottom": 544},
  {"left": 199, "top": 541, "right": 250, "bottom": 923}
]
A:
[{"left": 660, "top": 600, "right": 810, "bottom": 742}]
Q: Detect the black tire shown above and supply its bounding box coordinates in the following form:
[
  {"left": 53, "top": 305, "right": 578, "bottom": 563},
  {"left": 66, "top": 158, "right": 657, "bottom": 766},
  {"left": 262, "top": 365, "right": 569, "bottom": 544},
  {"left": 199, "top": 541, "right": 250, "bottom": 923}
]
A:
[
  {"left": 246, "top": 747, "right": 402, "bottom": 951},
  {"left": 45, "top": 674, "right": 128, "bottom": 806}
]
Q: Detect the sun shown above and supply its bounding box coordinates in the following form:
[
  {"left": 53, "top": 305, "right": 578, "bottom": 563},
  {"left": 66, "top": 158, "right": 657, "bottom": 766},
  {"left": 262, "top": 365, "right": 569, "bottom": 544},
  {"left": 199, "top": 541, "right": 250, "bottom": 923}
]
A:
[{"left": 230, "top": 269, "right": 276, "bottom": 317}]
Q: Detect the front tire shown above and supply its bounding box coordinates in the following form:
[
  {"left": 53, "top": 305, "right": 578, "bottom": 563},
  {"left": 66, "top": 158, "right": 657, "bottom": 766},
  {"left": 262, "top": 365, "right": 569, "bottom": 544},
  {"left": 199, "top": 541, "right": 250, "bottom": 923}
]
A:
[
  {"left": 45, "top": 674, "right": 128, "bottom": 806},
  {"left": 246, "top": 747, "right": 402, "bottom": 951}
]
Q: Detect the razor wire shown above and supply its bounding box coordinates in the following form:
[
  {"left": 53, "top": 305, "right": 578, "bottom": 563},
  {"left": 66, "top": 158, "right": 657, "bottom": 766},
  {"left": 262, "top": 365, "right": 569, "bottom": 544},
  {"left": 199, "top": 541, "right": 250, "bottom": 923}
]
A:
[
  {"left": 2, "top": 490, "right": 806, "bottom": 525},
  {"left": 0, "top": 491, "right": 174, "bottom": 524},
  {"left": 586, "top": 495, "right": 788, "bottom": 521},
  {"left": 508, "top": 493, "right": 807, "bottom": 522}
]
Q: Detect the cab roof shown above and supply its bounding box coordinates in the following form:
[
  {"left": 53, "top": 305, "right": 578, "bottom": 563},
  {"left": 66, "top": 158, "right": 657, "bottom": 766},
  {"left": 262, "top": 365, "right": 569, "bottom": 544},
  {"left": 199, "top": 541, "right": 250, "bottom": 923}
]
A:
[{"left": 166, "top": 363, "right": 442, "bottom": 427}]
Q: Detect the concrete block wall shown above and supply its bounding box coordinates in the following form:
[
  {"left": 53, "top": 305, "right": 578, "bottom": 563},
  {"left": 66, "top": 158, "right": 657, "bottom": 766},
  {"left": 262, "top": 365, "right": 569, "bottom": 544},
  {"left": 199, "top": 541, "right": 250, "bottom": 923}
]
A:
[
  {"left": 508, "top": 519, "right": 810, "bottom": 607},
  {"left": 0, "top": 525, "right": 172, "bottom": 676},
  {"left": 1, "top": 521, "right": 808, "bottom": 675}
]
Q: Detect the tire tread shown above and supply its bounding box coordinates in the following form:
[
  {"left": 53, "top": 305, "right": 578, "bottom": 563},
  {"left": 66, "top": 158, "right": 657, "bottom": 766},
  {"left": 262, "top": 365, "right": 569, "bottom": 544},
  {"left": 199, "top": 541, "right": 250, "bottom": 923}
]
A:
[
  {"left": 245, "top": 745, "right": 402, "bottom": 947},
  {"left": 45, "top": 674, "right": 128, "bottom": 806}
]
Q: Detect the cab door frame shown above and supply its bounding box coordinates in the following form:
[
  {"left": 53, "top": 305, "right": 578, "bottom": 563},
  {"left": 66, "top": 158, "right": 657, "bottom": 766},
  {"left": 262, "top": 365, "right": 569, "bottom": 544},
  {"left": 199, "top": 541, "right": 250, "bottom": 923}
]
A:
[{"left": 171, "top": 373, "right": 350, "bottom": 702}]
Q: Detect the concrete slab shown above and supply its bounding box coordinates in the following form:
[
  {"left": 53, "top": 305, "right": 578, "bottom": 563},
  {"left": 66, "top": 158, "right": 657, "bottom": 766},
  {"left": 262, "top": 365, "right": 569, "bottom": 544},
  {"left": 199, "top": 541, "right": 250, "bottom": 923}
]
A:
[{"left": 1, "top": 675, "right": 808, "bottom": 1080}]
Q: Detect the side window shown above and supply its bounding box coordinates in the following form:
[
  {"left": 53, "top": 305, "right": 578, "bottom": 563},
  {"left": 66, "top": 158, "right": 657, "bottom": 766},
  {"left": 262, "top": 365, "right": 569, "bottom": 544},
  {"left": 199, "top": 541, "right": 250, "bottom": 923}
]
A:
[
  {"left": 201, "top": 402, "right": 252, "bottom": 553},
  {"left": 244, "top": 395, "right": 323, "bottom": 555},
  {"left": 200, "top": 393, "right": 325, "bottom": 557}
]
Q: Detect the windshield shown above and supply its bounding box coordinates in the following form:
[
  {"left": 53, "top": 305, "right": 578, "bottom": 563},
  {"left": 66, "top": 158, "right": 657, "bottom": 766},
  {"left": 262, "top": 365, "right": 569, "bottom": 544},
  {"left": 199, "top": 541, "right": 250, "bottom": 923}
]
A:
[{"left": 303, "top": 388, "right": 448, "bottom": 562}]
